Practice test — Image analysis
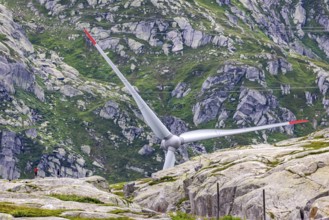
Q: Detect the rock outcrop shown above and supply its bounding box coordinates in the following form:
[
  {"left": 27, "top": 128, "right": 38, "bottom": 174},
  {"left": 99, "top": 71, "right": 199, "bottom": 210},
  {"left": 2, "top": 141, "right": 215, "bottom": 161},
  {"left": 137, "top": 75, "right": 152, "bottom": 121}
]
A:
[
  {"left": 132, "top": 128, "right": 329, "bottom": 220},
  {"left": 0, "top": 176, "right": 170, "bottom": 219},
  {"left": 0, "top": 56, "right": 45, "bottom": 102},
  {"left": 193, "top": 64, "right": 295, "bottom": 136},
  {"left": 0, "top": 131, "right": 22, "bottom": 180},
  {"left": 233, "top": 87, "right": 296, "bottom": 135},
  {"left": 37, "top": 148, "right": 93, "bottom": 178}
]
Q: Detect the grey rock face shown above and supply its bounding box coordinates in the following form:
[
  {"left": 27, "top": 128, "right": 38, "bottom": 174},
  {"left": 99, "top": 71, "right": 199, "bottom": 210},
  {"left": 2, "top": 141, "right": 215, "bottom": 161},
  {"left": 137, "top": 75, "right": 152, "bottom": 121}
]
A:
[
  {"left": 11, "top": 63, "right": 35, "bottom": 91},
  {"left": 216, "top": 0, "right": 230, "bottom": 6},
  {"left": 162, "top": 116, "right": 188, "bottom": 135},
  {"left": 174, "top": 17, "right": 222, "bottom": 49},
  {"left": 110, "top": 20, "right": 163, "bottom": 51},
  {"left": 133, "top": 130, "right": 329, "bottom": 219},
  {"left": 193, "top": 63, "right": 295, "bottom": 136},
  {"left": 60, "top": 85, "right": 83, "bottom": 97},
  {"left": 267, "top": 58, "right": 292, "bottom": 75},
  {"left": 171, "top": 82, "right": 191, "bottom": 98},
  {"left": 123, "top": 127, "right": 143, "bottom": 142},
  {"left": 315, "top": 36, "right": 329, "bottom": 57},
  {"left": 234, "top": 87, "right": 296, "bottom": 134},
  {"left": 309, "top": 63, "right": 329, "bottom": 114},
  {"left": 293, "top": 2, "right": 306, "bottom": 25},
  {"left": 81, "top": 145, "right": 91, "bottom": 155},
  {"left": 193, "top": 64, "right": 264, "bottom": 126},
  {"left": 138, "top": 145, "right": 155, "bottom": 156},
  {"left": 0, "top": 57, "right": 14, "bottom": 94},
  {"left": 37, "top": 0, "right": 69, "bottom": 15},
  {"left": 25, "top": 128, "right": 38, "bottom": 139},
  {"left": 84, "top": 175, "right": 110, "bottom": 192},
  {"left": 305, "top": 91, "right": 315, "bottom": 105},
  {"left": 100, "top": 14, "right": 232, "bottom": 55},
  {"left": 99, "top": 100, "right": 142, "bottom": 141},
  {"left": 193, "top": 98, "right": 222, "bottom": 126},
  {"left": 318, "top": 14, "right": 329, "bottom": 31},
  {"left": 127, "top": 38, "right": 144, "bottom": 54},
  {"left": 166, "top": 30, "right": 184, "bottom": 52},
  {"left": 281, "top": 84, "right": 291, "bottom": 95},
  {"left": 0, "top": 56, "right": 45, "bottom": 101},
  {"left": 0, "top": 84, "right": 12, "bottom": 102},
  {"left": 291, "top": 40, "right": 317, "bottom": 59},
  {"left": 0, "top": 131, "right": 22, "bottom": 180},
  {"left": 100, "top": 101, "right": 120, "bottom": 120},
  {"left": 123, "top": 182, "right": 136, "bottom": 198},
  {"left": 238, "top": 0, "right": 291, "bottom": 45},
  {"left": 38, "top": 148, "right": 93, "bottom": 178},
  {"left": 0, "top": 4, "right": 33, "bottom": 56},
  {"left": 98, "top": 37, "right": 120, "bottom": 51}
]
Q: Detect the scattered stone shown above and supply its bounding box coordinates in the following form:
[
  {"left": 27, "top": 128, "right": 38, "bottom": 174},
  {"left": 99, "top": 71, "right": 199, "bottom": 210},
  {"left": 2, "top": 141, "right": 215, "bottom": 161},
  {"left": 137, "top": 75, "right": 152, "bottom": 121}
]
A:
[
  {"left": 123, "top": 182, "right": 136, "bottom": 198},
  {"left": 81, "top": 145, "right": 91, "bottom": 155},
  {"left": 138, "top": 145, "right": 155, "bottom": 156}
]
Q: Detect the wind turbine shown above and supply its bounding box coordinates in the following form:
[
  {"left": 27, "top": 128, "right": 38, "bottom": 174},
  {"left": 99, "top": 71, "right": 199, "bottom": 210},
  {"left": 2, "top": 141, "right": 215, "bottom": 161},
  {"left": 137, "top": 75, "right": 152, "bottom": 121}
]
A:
[{"left": 83, "top": 29, "right": 308, "bottom": 170}]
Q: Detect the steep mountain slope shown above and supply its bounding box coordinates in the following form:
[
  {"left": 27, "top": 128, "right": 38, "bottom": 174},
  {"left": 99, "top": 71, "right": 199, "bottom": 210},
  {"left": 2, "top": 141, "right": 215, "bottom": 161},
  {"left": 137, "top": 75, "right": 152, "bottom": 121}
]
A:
[{"left": 0, "top": 0, "right": 328, "bottom": 182}]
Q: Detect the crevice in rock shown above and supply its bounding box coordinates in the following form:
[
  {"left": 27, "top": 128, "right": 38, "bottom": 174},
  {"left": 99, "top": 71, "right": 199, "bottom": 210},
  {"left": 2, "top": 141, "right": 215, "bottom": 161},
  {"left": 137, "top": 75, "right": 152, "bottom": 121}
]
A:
[
  {"left": 228, "top": 186, "right": 237, "bottom": 215},
  {"left": 303, "top": 190, "right": 329, "bottom": 216}
]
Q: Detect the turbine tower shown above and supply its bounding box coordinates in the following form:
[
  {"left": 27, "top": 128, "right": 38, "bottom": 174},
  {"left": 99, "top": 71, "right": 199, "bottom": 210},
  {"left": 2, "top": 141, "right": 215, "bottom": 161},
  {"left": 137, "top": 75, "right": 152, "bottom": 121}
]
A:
[{"left": 83, "top": 29, "right": 308, "bottom": 170}]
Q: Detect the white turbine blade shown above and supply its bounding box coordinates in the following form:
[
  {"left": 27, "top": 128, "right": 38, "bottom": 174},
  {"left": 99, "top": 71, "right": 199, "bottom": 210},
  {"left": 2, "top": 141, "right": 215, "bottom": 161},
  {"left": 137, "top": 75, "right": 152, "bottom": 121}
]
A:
[
  {"left": 84, "top": 29, "right": 172, "bottom": 140},
  {"left": 180, "top": 120, "right": 308, "bottom": 144},
  {"left": 163, "top": 147, "right": 176, "bottom": 169}
]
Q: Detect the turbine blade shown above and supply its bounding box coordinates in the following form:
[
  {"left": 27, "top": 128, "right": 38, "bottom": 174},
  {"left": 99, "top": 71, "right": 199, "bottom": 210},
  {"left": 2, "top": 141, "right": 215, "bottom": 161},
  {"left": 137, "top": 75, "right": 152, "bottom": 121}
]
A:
[
  {"left": 179, "top": 120, "right": 308, "bottom": 144},
  {"left": 84, "top": 29, "right": 172, "bottom": 139},
  {"left": 163, "top": 147, "right": 176, "bottom": 169}
]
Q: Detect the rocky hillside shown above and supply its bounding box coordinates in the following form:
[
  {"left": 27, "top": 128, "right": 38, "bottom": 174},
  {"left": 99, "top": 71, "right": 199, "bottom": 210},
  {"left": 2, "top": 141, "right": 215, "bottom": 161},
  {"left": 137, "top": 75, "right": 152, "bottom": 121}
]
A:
[
  {"left": 0, "top": 175, "right": 170, "bottom": 219},
  {"left": 130, "top": 128, "right": 329, "bottom": 220},
  {"left": 0, "top": 0, "right": 328, "bottom": 182}
]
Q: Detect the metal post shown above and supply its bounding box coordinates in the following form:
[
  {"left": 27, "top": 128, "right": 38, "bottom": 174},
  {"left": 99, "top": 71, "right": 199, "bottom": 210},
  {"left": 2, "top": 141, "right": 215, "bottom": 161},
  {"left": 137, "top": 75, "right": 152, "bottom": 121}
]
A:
[
  {"left": 263, "top": 189, "right": 266, "bottom": 220},
  {"left": 217, "top": 182, "right": 220, "bottom": 220}
]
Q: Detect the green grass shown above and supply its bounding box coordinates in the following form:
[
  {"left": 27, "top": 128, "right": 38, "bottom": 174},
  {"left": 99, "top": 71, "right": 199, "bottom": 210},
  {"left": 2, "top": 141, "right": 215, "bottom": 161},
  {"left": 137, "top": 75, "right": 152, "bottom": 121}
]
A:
[
  {"left": 170, "top": 211, "right": 195, "bottom": 220},
  {"left": 113, "top": 191, "right": 125, "bottom": 197},
  {"left": 0, "top": 33, "right": 7, "bottom": 41},
  {"left": 212, "top": 162, "right": 236, "bottom": 173},
  {"left": 68, "top": 217, "right": 133, "bottom": 220},
  {"left": 109, "top": 209, "right": 130, "bottom": 214},
  {"left": 109, "top": 209, "right": 150, "bottom": 217},
  {"left": 170, "top": 211, "right": 241, "bottom": 220},
  {"left": 149, "top": 176, "right": 176, "bottom": 186},
  {"left": 50, "top": 194, "right": 104, "bottom": 204},
  {"left": 219, "top": 216, "right": 241, "bottom": 220},
  {"left": 0, "top": 202, "right": 63, "bottom": 217},
  {"left": 110, "top": 182, "right": 127, "bottom": 190},
  {"left": 176, "top": 197, "right": 188, "bottom": 206},
  {"left": 303, "top": 141, "right": 329, "bottom": 150}
]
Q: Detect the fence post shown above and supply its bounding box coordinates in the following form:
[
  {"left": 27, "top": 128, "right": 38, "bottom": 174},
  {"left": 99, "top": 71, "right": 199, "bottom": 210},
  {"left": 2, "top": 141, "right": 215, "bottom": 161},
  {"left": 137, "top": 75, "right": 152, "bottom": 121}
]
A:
[
  {"left": 217, "top": 182, "right": 219, "bottom": 220},
  {"left": 263, "top": 189, "right": 266, "bottom": 220}
]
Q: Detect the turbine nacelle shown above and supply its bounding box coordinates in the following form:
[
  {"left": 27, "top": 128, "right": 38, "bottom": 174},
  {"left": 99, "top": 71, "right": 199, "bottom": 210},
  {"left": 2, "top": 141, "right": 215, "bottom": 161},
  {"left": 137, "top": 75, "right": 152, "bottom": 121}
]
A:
[
  {"left": 161, "top": 135, "right": 183, "bottom": 170},
  {"left": 163, "top": 134, "right": 183, "bottom": 149}
]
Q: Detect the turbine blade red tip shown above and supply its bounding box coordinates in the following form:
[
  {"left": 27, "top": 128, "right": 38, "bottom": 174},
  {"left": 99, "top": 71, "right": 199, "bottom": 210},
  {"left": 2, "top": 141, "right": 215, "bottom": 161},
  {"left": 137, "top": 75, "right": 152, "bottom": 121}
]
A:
[
  {"left": 83, "top": 28, "right": 96, "bottom": 45},
  {"left": 289, "top": 119, "right": 309, "bottom": 125}
]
